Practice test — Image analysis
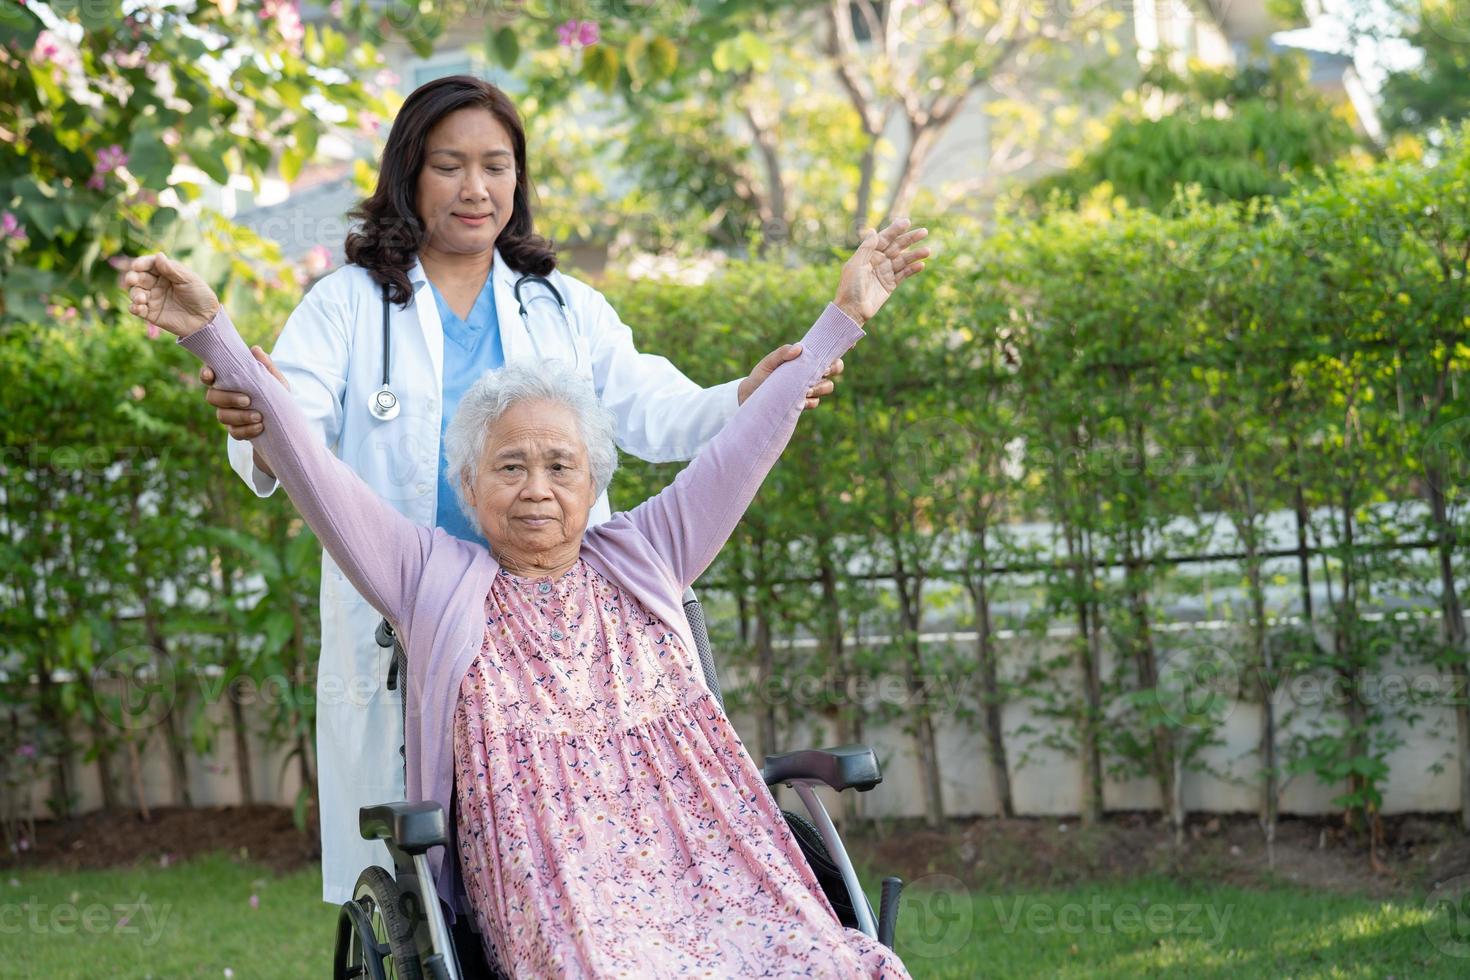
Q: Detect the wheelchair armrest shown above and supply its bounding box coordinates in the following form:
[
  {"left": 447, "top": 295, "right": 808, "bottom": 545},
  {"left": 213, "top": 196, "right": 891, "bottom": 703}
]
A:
[
  {"left": 359, "top": 801, "right": 448, "bottom": 856},
  {"left": 761, "top": 743, "right": 882, "bottom": 793}
]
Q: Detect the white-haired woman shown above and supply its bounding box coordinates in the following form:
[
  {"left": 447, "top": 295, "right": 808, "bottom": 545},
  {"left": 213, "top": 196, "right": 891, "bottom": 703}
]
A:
[{"left": 123, "top": 218, "right": 930, "bottom": 978}]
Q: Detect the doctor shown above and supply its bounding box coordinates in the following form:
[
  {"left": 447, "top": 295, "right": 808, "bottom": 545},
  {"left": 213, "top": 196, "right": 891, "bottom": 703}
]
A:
[{"left": 196, "top": 75, "right": 842, "bottom": 905}]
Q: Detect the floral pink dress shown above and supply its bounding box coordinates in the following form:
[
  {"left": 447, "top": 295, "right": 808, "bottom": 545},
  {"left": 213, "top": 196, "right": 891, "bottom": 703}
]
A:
[{"left": 451, "top": 561, "right": 911, "bottom": 979}]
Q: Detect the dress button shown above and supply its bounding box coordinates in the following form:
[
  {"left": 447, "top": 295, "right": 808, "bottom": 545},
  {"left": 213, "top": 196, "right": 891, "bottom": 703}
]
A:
[
  {"left": 537, "top": 581, "right": 552, "bottom": 595},
  {"left": 550, "top": 628, "right": 564, "bottom": 641}
]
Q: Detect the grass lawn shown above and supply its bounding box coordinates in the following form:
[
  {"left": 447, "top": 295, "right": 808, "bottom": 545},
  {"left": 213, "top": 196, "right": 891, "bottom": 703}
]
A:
[{"left": 1, "top": 855, "right": 1462, "bottom": 978}]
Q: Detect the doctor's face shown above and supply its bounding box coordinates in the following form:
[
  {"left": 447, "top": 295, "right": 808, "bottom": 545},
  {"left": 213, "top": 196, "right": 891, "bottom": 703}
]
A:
[
  {"left": 415, "top": 108, "right": 518, "bottom": 258},
  {"left": 466, "top": 399, "right": 597, "bottom": 571}
]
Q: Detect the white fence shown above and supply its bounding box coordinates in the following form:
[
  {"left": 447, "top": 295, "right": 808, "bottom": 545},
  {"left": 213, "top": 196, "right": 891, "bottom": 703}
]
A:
[{"left": 16, "top": 616, "right": 1461, "bottom": 825}]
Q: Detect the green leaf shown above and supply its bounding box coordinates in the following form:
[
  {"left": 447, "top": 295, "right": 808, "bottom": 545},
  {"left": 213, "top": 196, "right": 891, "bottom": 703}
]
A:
[
  {"left": 0, "top": 2, "right": 43, "bottom": 50},
  {"left": 647, "top": 36, "right": 679, "bottom": 79},
  {"left": 280, "top": 145, "right": 306, "bottom": 184},
  {"left": 292, "top": 117, "right": 319, "bottom": 165},
  {"left": 490, "top": 25, "right": 519, "bottom": 69},
  {"left": 127, "top": 128, "right": 175, "bottom": 187},
  {"left": 581, "top": 44, "right": 619, "bottom": 92},
  {"left": 75, "top": 0, "right": 121, "bottom": 32}
]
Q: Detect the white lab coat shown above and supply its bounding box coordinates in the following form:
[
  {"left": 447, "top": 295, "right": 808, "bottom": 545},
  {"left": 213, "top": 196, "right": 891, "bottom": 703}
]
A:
[{"left": 227, "top": 248, "right": 740, "bottom": 904}]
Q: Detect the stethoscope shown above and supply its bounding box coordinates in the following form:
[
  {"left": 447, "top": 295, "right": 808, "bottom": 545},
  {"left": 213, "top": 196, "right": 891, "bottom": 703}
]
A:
[{"left": 367, "top": 273, "right": 572, "bottom": 423}]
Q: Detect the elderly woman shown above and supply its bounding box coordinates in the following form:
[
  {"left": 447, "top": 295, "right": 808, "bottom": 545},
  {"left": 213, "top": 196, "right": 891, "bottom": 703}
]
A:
[
  {"left": 194, "top": 75, "right": 844, "bottom": 905},
  {"left": 123, "top": 218, "right": 929, "bottom": 977}
]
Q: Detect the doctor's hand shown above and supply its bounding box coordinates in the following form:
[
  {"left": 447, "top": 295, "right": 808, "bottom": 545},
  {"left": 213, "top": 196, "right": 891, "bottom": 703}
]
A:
[
  {"left": 832, "top": 217, "right": 930, "bottom": 326},
  {"left": 123, "top": 253, "right": 221, "bottom": 338},
  {"left": 201, "top": 349, "right": 289, "bottom": 479},
  {"left": 738, "top": 348, "right": 845, "bottom": 412},
  {"left": 201, "top": 349, "right": 290, "bottom": 438}
]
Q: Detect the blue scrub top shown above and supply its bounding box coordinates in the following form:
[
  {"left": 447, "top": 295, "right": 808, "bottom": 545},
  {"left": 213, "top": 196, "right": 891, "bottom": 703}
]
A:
[{"left": 430, "top": 274, "right": 504, "bottom": 546}]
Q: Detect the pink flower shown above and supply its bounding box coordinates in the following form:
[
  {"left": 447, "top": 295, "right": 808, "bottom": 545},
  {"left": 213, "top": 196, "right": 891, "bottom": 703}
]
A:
[
  {"left": 34, "top": 30, "right": 62, "bottom": 62},
  {"left": 304, "top": 244, "right": 333, "bottom": 276},
  {"left": 260, "top": 0, "right": 303, "bottom": 49},
  {"left": 0, "top": 210, "right": 26, "bottom": 242},
  {"left": 15, "top": 743, "right": 35, "bottom": 758},
  {"left": 89, "top": 144, "right": 129, "bottom": 190},
  {"left": 98, "top": 145, "right": 128, "bottom": 170},
  {"left": 558, "top": 20, "right": 599, "bottom": 47},
  {"left": 329, "top": 0, "right": 342, "bottom": 15},
  {"left": 146, "top": 323, "right": 161, "bottom": 340},
  {"left": 249, "top": 893, "right": 259, "bottom": 909}
]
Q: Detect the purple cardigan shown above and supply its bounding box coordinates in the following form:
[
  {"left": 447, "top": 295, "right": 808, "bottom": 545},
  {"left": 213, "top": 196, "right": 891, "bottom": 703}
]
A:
[{"left": 181, "top": 303, "right": 864, "bottom": 912}]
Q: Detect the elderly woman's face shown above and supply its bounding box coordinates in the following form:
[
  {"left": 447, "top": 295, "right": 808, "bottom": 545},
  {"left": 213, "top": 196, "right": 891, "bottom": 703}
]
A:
[
  {"left": 415, "top": 107, "right": 517, "bottom": 257},
  {"left": 466, "top": 399, "right": 597, "bottom": 568}
]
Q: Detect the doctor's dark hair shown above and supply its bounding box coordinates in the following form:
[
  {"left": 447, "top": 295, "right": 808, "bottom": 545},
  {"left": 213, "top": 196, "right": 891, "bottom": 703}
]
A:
[{"left": 344, "top": 75, "right": 557, "bottom": 306}]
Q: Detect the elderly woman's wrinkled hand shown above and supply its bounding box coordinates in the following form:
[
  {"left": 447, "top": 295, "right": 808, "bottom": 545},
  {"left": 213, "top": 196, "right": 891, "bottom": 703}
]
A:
[
  {"left": 833, "top": 218, "right": 931, "bottom": 326},
  {"left": 122, "top": 253, "right": 221, "bottom": 338}
]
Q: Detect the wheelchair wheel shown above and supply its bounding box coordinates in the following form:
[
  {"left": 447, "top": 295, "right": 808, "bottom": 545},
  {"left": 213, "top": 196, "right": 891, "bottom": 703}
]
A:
[
  {"left": 334, "top": 866, "right": 424, "bottom": 980},
  {"left": 782, "top": 809, "right": 860, "bottom": 929}
]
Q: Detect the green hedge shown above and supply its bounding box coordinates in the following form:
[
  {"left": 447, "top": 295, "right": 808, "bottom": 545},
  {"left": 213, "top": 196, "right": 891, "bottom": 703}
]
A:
[{"left": 4, "top": 131, "right": 1468, "bottom": 853}]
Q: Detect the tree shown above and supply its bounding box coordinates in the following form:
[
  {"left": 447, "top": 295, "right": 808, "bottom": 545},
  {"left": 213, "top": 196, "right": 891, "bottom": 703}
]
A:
[
  {"left": 1026, "top": 56, "right": 1361, "bottom": 211},
  {"left": 475, "top": 0, "right": 1132, "bottom": 255},
  {"left": 1380, "top": 0, "right": 1470, "bottom": 139}
]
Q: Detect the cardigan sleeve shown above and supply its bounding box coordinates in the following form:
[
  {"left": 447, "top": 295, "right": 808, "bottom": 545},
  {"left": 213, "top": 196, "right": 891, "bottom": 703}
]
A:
[
  {"left": 623, "top": 303, "right": 864, "bottom": 590},
  {"left": 181, "top": 308, "right": 433, "bottom": 633}
]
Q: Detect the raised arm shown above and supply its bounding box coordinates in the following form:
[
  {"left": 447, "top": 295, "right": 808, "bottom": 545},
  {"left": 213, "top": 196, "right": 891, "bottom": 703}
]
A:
[
  {"left": 124, "top": 255, "right": 432, "bottom": 632},
  {"left": 577, "top": 281, "right": 844, "bottom": 464},
  {"left": 624, "top": 219, "right": 930, "bottom": 589},
  {"left": 220, "top": 278, "right": 353, "bottom": 497}
]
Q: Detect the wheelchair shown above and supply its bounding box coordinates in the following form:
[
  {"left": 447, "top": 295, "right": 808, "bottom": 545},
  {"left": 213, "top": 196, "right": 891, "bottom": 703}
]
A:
[{"left": 332, "top": 590, "right": 905, "bottom": 979}]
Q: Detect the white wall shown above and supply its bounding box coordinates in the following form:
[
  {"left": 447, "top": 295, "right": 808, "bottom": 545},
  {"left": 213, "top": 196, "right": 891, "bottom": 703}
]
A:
[{"left": 19, "top": 618, "right": 1459, "bottom": 825}]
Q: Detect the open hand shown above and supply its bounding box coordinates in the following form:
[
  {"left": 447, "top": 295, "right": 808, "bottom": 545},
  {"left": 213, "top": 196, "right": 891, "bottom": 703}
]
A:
[
  {"left": 832, "top": 218, "right": 931, "bottom": 326},
  {"left": 123, "top": 253, "right": 221, "bottom": 338}
]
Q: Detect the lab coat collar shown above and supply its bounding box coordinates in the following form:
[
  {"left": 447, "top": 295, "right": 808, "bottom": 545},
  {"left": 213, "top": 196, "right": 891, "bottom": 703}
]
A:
[
  {"left": 407, "top": 257, "right": 430, "bottom": 291},
  {"left": 491, "top": 245, "right": 517, "bottom": 289},
  {"left": 406, "top": 249, "right": 508, "bottom": 293}
]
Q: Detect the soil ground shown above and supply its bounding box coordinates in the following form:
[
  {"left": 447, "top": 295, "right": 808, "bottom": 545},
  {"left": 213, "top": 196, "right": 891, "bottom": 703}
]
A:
[
  {"left": 855, "top": 810, "right": 1470, "bottom": 899},
  {"left": 6, "top": 804, "right": 1467, "bottom": 901}
]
